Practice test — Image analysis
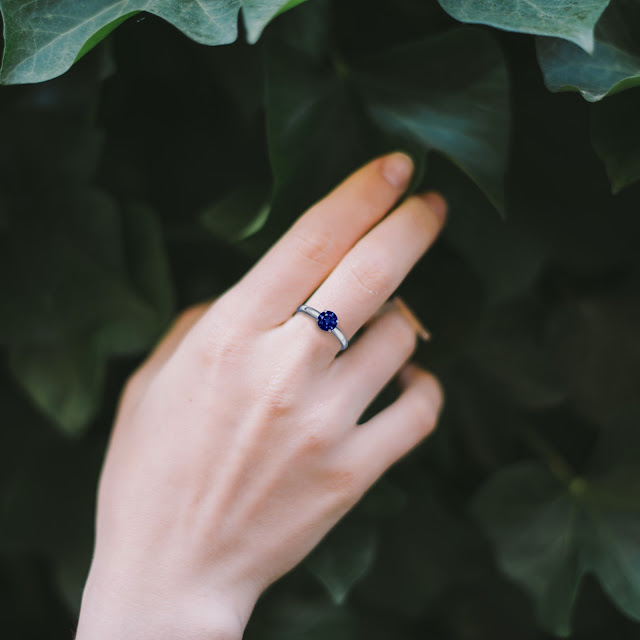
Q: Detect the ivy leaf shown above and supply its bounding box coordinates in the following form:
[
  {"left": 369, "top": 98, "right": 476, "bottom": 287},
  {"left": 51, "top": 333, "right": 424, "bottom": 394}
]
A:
[
  {"left": 469, "top": 298, "right": 565, "bottom": 411},
  {"left": 73, "top": 11, "right": 139, "bottom": 66},
  {"left": 303, "top": 515, "right": 378, "bottom": 605},
  {"left": 472, "top": 423, "right": 640, "bottom": 637},
  {"left": 354, "top": 468, "right": 491, "bottom": 618},
  {"left": 199, "top": 180, "right": 271, "bottom": 244},
  {"left": 0, "top": 0, "right": 308, "bottom": 85},
  {"left": 438, "top": 0, "right": 610, "bottom": 53},
  {"left": 242, "top": 0, "right": 310, "bottom": 44},
  {"left": 0, "top": 193, "right": 174, "bottom": 435},
  {"left": 263, "top": 34, "right": 381, "bottom": 228},
  {"left": 535, "top": 0, "right": 640, "bottom": 102},
  {"left": 0, "top": 394, "right": 104, "bottom": 614},
  {"left": 352, "top": 27, "right": 510, "bottom": 217},
  {"left": 423, "top": 139, "right": 544, "bottom": 306},
  {"left": 8, "top": 340, "right": 109, "bottom": 439},
  {"left": 591, "top": 87, "right": 640, "bottom": 193},
  {"left": 265, "top": 25, "right": 510, "bottom": 221},
  {"left": 536, "top": 39, "right": 640, "bottom": 102}
]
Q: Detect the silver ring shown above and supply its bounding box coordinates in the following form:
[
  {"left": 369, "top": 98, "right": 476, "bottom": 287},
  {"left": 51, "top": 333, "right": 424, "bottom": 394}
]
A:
[{"left": 295, "top": 304, "right": 349, "bottom": 351}]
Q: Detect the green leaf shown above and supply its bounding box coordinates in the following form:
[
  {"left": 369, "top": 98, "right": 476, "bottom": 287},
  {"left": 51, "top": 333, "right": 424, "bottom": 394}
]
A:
[
  {"left": 469, "top": 298, "right": 565, "bottom": 410},
  {"left": 265, "top": 25, "right": 510, "bottom": 222},
  {"left": 353, "top": 27, "right": 510, "bottom": 217},
  {"left": 0, "top": 192, "right": 174, "bottom": 435},
  {"left": 536, "top": 40, "right": 640, "bottom": 102},
  {"left": 0, "top": 401, "right": 104, "bottom": 613},
  {"left": 263, "top": 33, "right": 382, "bottom": 227},
  {"left": 273, "top": 0, "right": 307, "bottom": 15},
  {"left": 242, "top": 0, "right": 310, "bottom": 44},
  {"left": 303, "top": 515, "right": 378, "bottom": 605},
  {"left": 123, "top": 203, "right": 175, "bottom": 322},
  {"left": 0, "top": 0, "right": 308, "bottom": 85},
  {"left": 354, "top": 468, "right": 492, "bottom": 618},
  {"left": 199, "top": 180, "right": 272, "bottom": 243},
  {"left": 428, "top": 149, "right": 546, "bottom": 303},
  {"left": 264, "top": 0, "right": 331, "bottom": 61},
  {"left": 591, "top": 87, "right": 640, "bottom": 193},
  {"left": 535, "top": 0, "right": 640, "bottom": 101},
  {"left": 73, "top": 11, "right": 140, "bottom": 65},
  {"left": 472, "top": 423, "right": 640, "bottom": 636},
  {"left": 438, "top": 0, "right": 610, "bottom": 53},
  {"left": 8, "top": 340, "right": 108, "bottom": 439}
]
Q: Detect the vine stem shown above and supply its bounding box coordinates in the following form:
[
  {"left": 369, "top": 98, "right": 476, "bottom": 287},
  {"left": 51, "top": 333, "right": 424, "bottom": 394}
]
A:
[
  {"left": 331, "top": 52, "right": 350, "bottom": 82},
  {"left": 519, "top": 425, "right": 579, "bottom": 487}
]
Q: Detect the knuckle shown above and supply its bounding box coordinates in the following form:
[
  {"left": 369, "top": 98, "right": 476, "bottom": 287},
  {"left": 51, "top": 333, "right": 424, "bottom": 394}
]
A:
[
  {"left": 262, "top": 389, "right": 297, "bottom": 419},
  {"left": 349, "top": 250, "right": 391, "bottom": 298},
  {"left": 291, "top": 224, "right": 336, "bottom": 266},
  {"left": 300, "top": 428, "right": 330, "bottom": 455},
  {"left": 199, "top": 325, "right": 245, "bottom": 369},
  {"left": 286, "top": 317, "right": 330, "bottom": 361},
  {"left": 326, "top": 465, "right": 358, "bottom": 501},
  {"left": 279, "top": 332, "right": 313, "bottom": 374},
  {"left": 260, "top": 369, "right": 299, "bottom": 418}
]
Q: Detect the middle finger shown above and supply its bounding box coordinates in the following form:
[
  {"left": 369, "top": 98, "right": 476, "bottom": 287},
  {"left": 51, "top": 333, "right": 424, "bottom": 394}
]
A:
[{"left": 283, "top": 191, "right": 446, "bottom": 360}]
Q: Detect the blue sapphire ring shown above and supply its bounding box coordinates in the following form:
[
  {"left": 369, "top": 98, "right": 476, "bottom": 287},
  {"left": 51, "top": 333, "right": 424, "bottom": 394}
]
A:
[{"left": 295, "top": 304, "right": 349, "bottom": 351}]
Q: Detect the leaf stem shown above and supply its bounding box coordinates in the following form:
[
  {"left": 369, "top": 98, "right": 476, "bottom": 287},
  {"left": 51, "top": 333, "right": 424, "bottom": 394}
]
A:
[
  {"left": 331, "top": 52, "right": 350, "bottom": 82},
  {"left": 520, "top": 425, "right": 577, "bottom": 486}
]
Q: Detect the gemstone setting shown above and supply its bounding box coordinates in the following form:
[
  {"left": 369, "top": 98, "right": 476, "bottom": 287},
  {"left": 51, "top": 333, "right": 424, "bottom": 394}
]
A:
[{"left": 317, "top": 310, "right": 338, "bottom": 331}]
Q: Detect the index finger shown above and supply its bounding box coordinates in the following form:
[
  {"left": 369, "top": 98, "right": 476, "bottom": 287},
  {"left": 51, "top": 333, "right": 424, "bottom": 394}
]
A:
[{"left": 219, "top": 152, "right": 415, "bottom": 329}]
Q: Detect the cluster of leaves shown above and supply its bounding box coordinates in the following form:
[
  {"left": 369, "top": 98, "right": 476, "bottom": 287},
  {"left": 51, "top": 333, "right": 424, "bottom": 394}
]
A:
[{"left": 1, "top": 0, "right": 639, "bottom": 638}]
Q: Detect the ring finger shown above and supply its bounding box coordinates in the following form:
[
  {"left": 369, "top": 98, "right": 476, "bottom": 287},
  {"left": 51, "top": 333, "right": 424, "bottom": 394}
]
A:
[
  {"left": 283, "top": 191, "right": 446, "bottom": 361},
  {"left": 323, "top": 299, "right": 422, "bottom": 425}
]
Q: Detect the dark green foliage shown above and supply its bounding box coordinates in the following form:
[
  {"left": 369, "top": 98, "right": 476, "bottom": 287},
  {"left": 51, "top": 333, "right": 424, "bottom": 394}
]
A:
[
  {"left": 1, "top": 0, "right": 640, "bottom": 638},
  {"left": 536, "top": 0, "right": 640, "bottom": 101},
  {"left": 438, "top": 0, "right": 611, "bottom": 52},
  {"left": 472, "top": 423, "right": 640, "bottom": 637}
]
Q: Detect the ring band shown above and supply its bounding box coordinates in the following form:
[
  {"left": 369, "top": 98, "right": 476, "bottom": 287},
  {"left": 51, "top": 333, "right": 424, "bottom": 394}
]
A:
[{"left": 295, "top": 304, "right": 349, "bottom": 351}]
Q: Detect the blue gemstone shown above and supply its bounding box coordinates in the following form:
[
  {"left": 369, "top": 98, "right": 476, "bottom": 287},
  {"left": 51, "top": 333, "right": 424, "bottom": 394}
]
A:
[{"left": 317, "top": 310, "right": 338, "bottom": 331}]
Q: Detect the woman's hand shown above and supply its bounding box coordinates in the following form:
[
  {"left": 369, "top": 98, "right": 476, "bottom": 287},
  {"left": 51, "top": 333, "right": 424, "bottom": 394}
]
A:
[{"left": 75, "top": 152, "right": 447, "bottom": 639}]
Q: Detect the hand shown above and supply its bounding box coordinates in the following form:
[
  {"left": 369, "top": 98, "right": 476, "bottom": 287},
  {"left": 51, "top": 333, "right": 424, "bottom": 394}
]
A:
[{"left": 75, "top": 152, "right": 447, "bottom": 639}]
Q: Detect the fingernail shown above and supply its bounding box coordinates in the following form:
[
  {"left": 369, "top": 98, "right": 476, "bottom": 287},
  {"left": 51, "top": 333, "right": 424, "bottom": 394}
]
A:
[
  {"left": 392, "top": 296, "right": 431, "bottom": 341},
  {"left": 420, "top": 191, "right": 448, "bottom": 224},
  {"left": 381, "top": 152, "right": 414, "bottom": 189}
]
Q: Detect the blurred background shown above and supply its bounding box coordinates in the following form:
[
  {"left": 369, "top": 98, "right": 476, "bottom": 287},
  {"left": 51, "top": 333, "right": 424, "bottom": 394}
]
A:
[{"left": 1, "top": 0, "right": 639, "bottom": 638}]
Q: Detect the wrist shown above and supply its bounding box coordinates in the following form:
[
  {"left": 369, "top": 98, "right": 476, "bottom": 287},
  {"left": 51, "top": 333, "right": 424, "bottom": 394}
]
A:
[{"left": 75, "top": 563, "right": 246, "bottom": 640}]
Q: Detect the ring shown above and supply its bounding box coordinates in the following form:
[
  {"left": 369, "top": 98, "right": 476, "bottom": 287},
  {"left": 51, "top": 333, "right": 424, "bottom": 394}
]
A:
[{"left": 295, "top": 304, "right": 349, "bottom": 351}]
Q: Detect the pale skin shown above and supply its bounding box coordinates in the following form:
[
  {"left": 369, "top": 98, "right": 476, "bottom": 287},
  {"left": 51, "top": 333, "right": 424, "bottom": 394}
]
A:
[{"left": 74, "top": 151, "right": 448, "bottom": 639}]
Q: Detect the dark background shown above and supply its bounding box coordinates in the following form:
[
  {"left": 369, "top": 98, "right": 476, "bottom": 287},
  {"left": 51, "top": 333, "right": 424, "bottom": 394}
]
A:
[{"left": 1, "top": 1, "right": 640, "bottom": 637}]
